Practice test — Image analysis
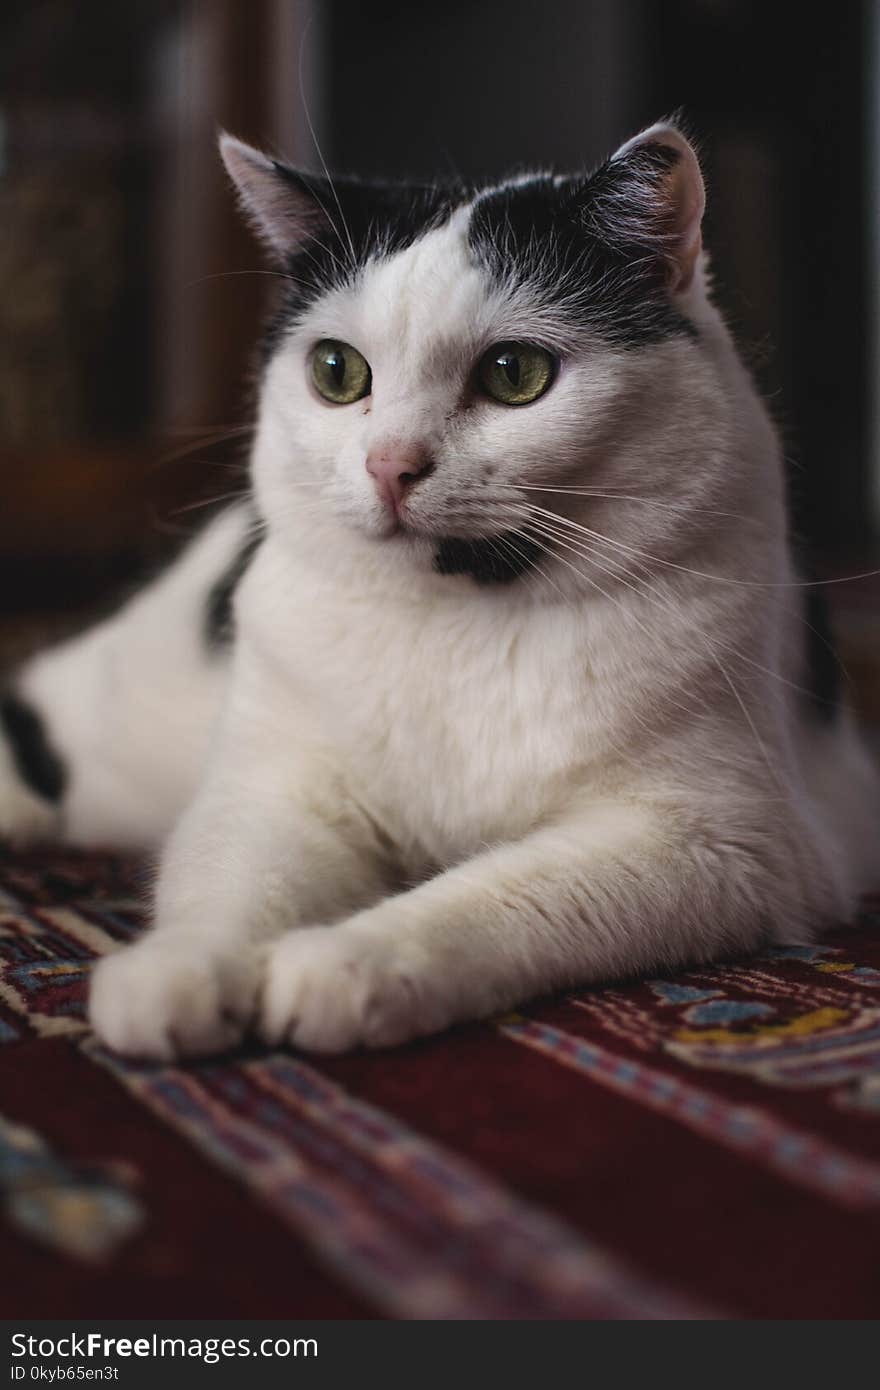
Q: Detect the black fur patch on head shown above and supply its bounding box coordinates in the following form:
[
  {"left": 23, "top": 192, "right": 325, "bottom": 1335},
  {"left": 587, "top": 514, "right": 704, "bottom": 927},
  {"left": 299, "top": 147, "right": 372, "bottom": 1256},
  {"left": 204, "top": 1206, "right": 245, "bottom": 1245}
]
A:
[
  {"left": 803, "top": 587, "right": 841, "bottom": 723},
  {"left": 0, "top": 692, "right": 66, "bottom": 803},
  {"left": 468, "top": 147, "right": 696, "bottom": 347},
  {"left": 262, "top": 175, "right": 468, "bottom": 358},
  {"left": 260, "top": 144, "right": 697, "bottom": 358},
  {"left": 433, "top": 533, "right": 542, "bottom": 585},
  {"left": 204, "top": 533, "right": 263, "bottom": 648}
]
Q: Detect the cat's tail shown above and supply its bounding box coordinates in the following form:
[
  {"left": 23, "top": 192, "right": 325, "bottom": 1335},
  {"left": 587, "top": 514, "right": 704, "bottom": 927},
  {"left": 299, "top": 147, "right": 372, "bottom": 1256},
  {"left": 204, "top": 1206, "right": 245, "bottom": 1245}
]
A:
[{"left": 0, "top": 503, "right": 255, "bottom": 852}]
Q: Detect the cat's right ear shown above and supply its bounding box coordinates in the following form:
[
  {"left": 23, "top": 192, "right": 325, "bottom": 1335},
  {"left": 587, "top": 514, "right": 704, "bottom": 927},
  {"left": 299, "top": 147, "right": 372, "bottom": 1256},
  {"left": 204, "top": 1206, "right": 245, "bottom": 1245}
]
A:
[
  {"left": 219, "top": 133, "right": 328, "bottom": 261},
  {"left": 582, "top": 121, "right": 705, "bottom": 293}
]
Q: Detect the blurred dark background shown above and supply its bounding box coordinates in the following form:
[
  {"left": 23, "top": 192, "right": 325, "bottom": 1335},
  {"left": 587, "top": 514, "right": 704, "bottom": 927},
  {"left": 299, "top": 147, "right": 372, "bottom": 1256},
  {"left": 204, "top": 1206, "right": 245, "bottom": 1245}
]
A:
[{"left": 1, "top": 0, "right": 878, "bottom": 702}]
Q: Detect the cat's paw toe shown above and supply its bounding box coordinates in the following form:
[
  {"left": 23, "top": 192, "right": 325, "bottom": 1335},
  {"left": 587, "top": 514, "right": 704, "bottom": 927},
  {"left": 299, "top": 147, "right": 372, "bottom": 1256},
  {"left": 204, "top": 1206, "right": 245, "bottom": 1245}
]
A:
[
  {"left": 89, "top": 936, "right": 258, "bottom": 1061},
  {"left": 260, "top": 926, "right": 446, "bottom": 1054}
]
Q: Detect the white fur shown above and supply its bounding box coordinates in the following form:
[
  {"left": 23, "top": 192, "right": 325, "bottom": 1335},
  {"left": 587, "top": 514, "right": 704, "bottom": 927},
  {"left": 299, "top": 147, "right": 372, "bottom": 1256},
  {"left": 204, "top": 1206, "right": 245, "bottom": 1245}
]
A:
[
  {"left": 18, "top": 505, "right": 250, "bottom": 849},
  {"left": 4, "top": 141, "right": 878, "bottom": 1059}
]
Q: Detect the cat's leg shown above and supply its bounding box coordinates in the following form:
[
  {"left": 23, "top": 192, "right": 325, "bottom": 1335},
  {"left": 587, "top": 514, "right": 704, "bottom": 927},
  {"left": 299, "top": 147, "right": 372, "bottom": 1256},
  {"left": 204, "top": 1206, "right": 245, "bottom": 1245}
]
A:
[
  {"left": 260, "top": 794, "right": 807, "bottom": 1053},
  {"left": 0, "top": 696, "right": 63, "bottom": 844},
  {"left": 0, "top": 504, "right": 251, "bottom": 853},
  {"left": 88, "top": 744, "right": 391, "bottom": 1060}
]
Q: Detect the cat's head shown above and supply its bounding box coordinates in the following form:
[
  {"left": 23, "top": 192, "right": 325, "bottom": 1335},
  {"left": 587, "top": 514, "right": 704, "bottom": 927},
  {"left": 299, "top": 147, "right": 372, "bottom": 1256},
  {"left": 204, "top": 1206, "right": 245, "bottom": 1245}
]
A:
[{"left": 222, "top": 123, "right": 738, "bottom": 590}]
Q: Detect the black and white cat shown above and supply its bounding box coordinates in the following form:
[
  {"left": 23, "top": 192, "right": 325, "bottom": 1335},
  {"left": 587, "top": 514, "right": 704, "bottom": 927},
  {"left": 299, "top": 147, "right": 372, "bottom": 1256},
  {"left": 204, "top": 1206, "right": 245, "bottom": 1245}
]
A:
[{"left": 2, "top": 122, "right": 878, "bottom": 1059}]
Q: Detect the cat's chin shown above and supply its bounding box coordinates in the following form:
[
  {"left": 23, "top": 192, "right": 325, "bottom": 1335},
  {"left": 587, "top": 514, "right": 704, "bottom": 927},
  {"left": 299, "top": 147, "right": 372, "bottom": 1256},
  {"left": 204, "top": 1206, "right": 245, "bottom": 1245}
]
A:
[
  {"left": 359, "top": 524, "right": 535, "bottom": 585},
  {"left": 364, "top": 513, "right": 438, "bottom": 545},
  {"left": 352, "top": 507, "right": 520, "bottom": 562}
]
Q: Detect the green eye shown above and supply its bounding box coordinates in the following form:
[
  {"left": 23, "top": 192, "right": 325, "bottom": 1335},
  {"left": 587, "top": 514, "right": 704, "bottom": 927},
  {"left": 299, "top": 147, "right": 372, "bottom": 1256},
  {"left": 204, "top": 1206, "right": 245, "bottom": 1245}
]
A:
[
  {"left": 477, "top": 341, "right": 556, "bottom": 406},
  {"left": 311, "top": 339, "right": 372, "bottom": 404}
]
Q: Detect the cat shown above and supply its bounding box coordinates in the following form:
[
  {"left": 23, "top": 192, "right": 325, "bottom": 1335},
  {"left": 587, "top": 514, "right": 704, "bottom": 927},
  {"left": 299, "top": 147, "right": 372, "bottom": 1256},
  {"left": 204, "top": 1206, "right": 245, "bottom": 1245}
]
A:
[{"left": 2, "top": 121, "right": 878, "bottom": 1060}]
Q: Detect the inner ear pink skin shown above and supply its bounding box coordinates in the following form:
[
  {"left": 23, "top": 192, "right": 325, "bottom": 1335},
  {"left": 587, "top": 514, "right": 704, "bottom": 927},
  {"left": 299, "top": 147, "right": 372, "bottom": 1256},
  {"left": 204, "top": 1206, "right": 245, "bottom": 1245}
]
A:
[{"left": 366, "top": 445, "right": 435, "bottom": 516}]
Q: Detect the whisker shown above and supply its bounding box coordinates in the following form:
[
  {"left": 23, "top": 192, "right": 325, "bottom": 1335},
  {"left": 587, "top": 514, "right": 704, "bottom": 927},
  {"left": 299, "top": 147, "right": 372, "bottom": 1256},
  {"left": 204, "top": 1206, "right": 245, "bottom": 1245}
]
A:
[
  {"left": 169, "top": 489, "right": 252, "bottom": 519},
  {"left": 524, "top": 522, "right": 694, "bottom": 739},
  {"left": 297, "top": 16, "right": 358, "bottom": 275},
  {"left": 515, "top": 484, "right": 746, "bottom": 520},
  {"left": 149, "top": 427, "right": 254, "bottom": 472},
  {"left": 161, "top": 424, "right": 254, "bottom": 437},
  {"left": 546, "top": 517, "right": 820, "bottom": 697},
  {"left": 294, "top": 234, "right": 349, "bottom": 283},
  {"left": 478, "top": 500, "right": 846, "bottom": 713},
  {"left": 523, "top": 514, "right": 753, "bottom": 725},
  {"left": 523, "top": 513, "right": 787, "bottom": 793},
  {"left": 512, "top": 499, "right": 853, "bottom": 695},
  {"left": 493, "top": 531, "right": 567, "bottom": 602},
  {"left": 526, "top": 504, "right": 880, "bottom": 591}
]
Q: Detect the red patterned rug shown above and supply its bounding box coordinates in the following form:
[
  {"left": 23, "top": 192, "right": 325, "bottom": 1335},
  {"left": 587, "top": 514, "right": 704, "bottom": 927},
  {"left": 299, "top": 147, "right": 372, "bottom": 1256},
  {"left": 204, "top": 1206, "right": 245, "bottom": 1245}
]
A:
[{"left": 1, "top": 846, "right": 879, "bottom": 1319}]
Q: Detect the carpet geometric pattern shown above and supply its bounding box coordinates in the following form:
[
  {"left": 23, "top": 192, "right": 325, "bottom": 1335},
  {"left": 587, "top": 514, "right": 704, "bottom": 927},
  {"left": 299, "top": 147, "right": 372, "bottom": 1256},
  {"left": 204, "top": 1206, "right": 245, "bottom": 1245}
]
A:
[{"left": 1, "top": 847, "right": 879, "bottom": 1318}]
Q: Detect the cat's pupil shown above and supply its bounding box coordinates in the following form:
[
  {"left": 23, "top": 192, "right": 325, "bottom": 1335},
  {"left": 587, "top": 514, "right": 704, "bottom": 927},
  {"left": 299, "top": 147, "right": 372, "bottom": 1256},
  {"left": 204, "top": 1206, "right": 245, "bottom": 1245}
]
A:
[
  {"left": 498, "top": 352, "right": 520, "bottom": 387},
  {"left": 329, "top": 350, "right": 345, "bottom": 386}
]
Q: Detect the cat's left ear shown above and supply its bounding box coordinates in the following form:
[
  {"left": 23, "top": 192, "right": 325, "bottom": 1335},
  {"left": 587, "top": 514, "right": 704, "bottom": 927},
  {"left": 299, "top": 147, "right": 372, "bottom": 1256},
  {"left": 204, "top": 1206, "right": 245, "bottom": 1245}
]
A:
[
  {"left": 591, "top": 122, "right": 705, "bottom": 292},
  {"left": 219, "top": 132, "right": 330, "bottom": 261}
]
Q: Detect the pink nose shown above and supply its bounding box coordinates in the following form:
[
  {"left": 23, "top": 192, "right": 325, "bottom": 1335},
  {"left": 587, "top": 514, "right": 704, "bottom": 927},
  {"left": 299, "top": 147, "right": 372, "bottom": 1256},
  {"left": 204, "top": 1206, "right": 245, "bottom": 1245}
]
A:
[{"left": 366, "top": 446, "right": 433, "bottom": 514}]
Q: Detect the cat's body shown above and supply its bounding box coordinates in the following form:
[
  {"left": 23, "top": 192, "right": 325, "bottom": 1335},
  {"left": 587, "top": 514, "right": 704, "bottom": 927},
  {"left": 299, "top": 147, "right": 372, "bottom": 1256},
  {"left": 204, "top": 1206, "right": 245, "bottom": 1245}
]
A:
[{"left": 2, "top": 122, "right": 878, "bottom": 1058}]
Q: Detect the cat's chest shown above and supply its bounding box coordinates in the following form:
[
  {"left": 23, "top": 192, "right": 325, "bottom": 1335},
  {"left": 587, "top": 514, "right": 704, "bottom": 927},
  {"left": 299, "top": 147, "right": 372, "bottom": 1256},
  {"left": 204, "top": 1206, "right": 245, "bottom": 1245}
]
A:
[{"left": 247, "top": 578, "right": 595, "bottom": 859}]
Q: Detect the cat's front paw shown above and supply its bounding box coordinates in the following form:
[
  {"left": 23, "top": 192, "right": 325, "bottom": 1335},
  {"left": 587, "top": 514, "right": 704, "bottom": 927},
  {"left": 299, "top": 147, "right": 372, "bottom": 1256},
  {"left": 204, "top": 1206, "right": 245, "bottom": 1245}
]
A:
[
  {"left": 260, "top": 924, "right": 451, "bottom": 1054},
  {"left": 89, "top": 934, "right": 260, "bottom": 1061}
]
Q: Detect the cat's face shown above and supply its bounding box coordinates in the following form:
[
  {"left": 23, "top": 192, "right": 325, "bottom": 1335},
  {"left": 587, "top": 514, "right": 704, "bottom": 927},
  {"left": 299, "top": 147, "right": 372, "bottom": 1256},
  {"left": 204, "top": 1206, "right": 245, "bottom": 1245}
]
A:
[
  {"left": 225, "top": 125, "right": 723, "bottom": 586},
  {"left": 258, "top": 207, "right": 639, "bottom": 576}
]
